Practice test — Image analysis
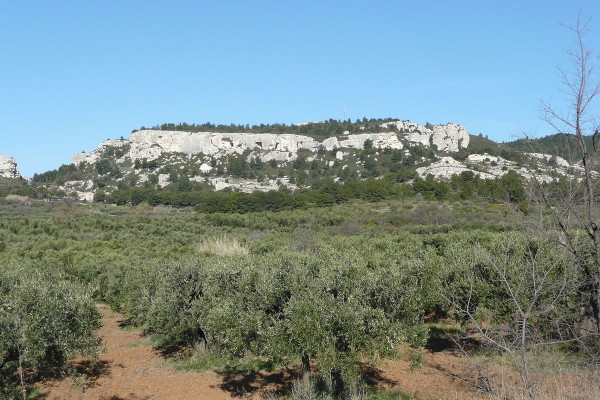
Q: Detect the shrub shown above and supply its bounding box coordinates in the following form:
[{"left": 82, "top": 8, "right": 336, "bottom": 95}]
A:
[{"left": 0, "top": 263, "right": 100, "bottom": 396}]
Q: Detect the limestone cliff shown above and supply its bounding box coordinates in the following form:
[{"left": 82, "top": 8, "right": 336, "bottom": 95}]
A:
[{"left": 70, "top": 120, "right": 470, "bottom": 165}]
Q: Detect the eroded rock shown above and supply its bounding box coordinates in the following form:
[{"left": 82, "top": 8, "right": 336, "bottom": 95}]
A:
[{"left": 0, "top": 156, "right": 20, "bottom": 179}]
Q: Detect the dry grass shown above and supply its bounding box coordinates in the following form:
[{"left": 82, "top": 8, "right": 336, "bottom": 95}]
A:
[
  {"left": 4, "top": 194, "right": 29, "bottom": 203},
  {"left": 195, "top": 235, "right": 250, "bottom": 256},
  {"left": 489, "top": 370, "right": 600, "bottom": 400}
]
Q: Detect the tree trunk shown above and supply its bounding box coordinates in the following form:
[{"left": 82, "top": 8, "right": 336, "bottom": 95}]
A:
[
  {"left": 17, "top": 346, "right": 26, "bottom": 400},
  {"left": 301, "top": 353, "right": 310, "bottom": 383},
  {"left": 594, "top": 229, "right": 600, "bottom": 340}
]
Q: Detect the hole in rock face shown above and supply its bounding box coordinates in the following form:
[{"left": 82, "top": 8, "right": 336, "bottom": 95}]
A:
[
  {"left": 255, "top": 142, "right": 262, "bottom": 148},
  {"left": 221, "top": 138, "right": 233, "bottom": 147}
]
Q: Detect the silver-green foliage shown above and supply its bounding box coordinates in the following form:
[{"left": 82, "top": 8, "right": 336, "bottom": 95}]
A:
[
  {"left": 0, "top": 264, "right": 100, "bottom": 393},
  {"left": 116, "top": 242, "right": 439, "bottom": 385}
]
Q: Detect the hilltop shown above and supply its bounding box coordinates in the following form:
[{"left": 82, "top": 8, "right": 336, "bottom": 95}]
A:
[{"left": 1, "top": 118, "right": 594, "bottom": 208}]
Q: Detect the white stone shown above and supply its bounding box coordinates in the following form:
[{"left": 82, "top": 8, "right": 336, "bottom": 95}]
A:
[
  {"left": 322, "top": 137, "right": 338, "bottom": 150},
  {"left": 209, "top": 177, "right": 297, "bottom": 193},
  {"left": 75, "top": 130, "right": 408, "bottom": 167},
  {"left": 467, "top": 153, "right": 499, "bottom": 163},
  {"left": 416, "top": 157, "right": 496, "bottom": 180},
  {"left": 158, "top": 174, "right": 170, "bottom": 188},
  {"left": 200, "top": 163, "right": 213, "bottom": 173},
  {"left": 77, "top": 192, "right": 95, "bottom": 202},
  {"left": 526, "top": 153, "right": 570, "bottom": 168},
  {"left": 380, "top": 121, "right": 469, "bottom": 152},
  {"left": 0, "top": 156, "right": 20, "bottom": 179},
  {"left": 431, "top": 123, "right": 470, "bottom": 152},
  {"left": 70, "top": 139, "right": 127, "bottom": 165},
  {"left": 337, "top": 132, "right": 403, "bottom": 150}
]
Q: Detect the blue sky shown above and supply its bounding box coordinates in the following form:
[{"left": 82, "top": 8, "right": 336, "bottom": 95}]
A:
[{"left": 1, "top": 1, "right": 599, "bottom": 176}]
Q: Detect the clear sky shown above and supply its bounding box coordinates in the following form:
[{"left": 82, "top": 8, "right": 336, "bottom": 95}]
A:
[{"left": 1, "top": 1, "right": 599, "bottom": 177}]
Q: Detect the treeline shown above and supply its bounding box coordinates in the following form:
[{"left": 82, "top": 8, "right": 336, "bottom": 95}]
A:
[
  {"left": 97, "top": 178, "right": 403, "bottom": 212},
  {"left": 95, "top": 171, "right": 527, "bottom": 212},
  {"left": 505, "top": 132, "right": 595, "bottom": 164},
  {"left": 133, "top": 117, "right": 401, "bottom": 140},
  {"left": 31, "top": 164, "right": 85, "bottom": 184}
]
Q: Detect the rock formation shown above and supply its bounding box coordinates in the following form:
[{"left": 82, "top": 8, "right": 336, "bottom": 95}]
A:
[
  {"left": 415, "top": 152, "right": 590, "bottom": 183},
  {"left": 380, "top": 121, "right": 470, "bottom": 152},
  {"left": 70, "top": 120, "right": 470, "bottom": 166},
  {"left": 0, "top": 156, "right": 20, "bottom": 179}
]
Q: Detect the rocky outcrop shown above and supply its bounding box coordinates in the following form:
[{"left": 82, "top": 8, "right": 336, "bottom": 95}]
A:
[
  {"left": 0, "top": 156, "right": 20, "bottom": 179},
  {"left": 71, "top": 139, "right": 128, "bottom": 165},
  {"left": 190, "top": 176, "right": 297, "bottom": 193},
  {"left": 380, "top": 121, "right": 470, "bottom": 152},
  {"left": 70, "top": 120, "right": 470, "bottom": 166},
  {"left": 416, "top": 152, "right": 590, "bottom": 183},
  {"left": 322, "top": 132, "right": 403, "bottom": 151},
  {"left": 60, "top": 180, "right": 95, "bottom": 202},
  {"left": 125, "top": 130, "right": 406, "bottom": 162},
  {"left": 416, "top": 157, "right": 496, "bottom": 180}
]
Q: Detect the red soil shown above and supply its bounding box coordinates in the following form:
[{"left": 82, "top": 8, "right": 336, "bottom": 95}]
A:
[{"left": 38, "top": 304, "right": 492, "bottom": 399}]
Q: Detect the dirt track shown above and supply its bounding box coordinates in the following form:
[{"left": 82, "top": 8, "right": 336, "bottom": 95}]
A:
[
  {"left": 39, "top": 304, "right": 234, "bottom": 400},
  {"left": 38, "top": 304, "right": 487, "bottom": 400}
]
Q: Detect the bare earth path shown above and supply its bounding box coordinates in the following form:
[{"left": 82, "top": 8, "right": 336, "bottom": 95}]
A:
[
  {"left": 39, "top": 304, "right": 234, "bottom": 400},
  {"left": 38, "top": 304, "right": 488, "bottom": 400}
]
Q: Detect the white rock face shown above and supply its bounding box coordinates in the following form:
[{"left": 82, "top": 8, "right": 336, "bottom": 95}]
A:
[
  {"left": 417, "top": 157, "right": 496, "bottom": 180},
  {"left": 59, "top": 180, "right": 95, "bottom": 202},
  {"left": 158, "top": 174, "right": 170, "bottom": 188},
  {"left": 71, "top": 120, "right": 469, "bottom": 167},
  {"left": 415, "top": 151, "right": 589, "bottom": 183},
  {"left": 127, "top": 130, "right": 320, "bottom": 161},
  {"left": 337, "top": 132, "right": 403, "bottom": 150},
  {"left": 207, "top": 177, "right": 297, "bottom": 193},
  {"left": 432, "top": 124, "right": 470, "bottom": 152},
  {"left": 526, "top": 153, "right": 570, "bottom": 168},
  {"left": 0, "top": 156, "right": 20, "bottom": 179},
  {"left": 380, "top": 121, "right": 470, "bottom": 151},
  {"left": 71, "top": 139, "right": 128, "bottom": 165},
  {"left": 199, "top": 163, "right": 213, "bottom": 173}
]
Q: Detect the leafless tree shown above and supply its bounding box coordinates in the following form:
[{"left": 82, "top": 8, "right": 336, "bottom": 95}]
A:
[
  {"left": 446, "top": 236, "right": 581, "bottom": 399},
  {"left": 535, "top": 12, "right": 600, "bottom": 344}
]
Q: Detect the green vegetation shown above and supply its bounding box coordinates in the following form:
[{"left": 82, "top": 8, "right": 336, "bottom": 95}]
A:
[
  {"left": 133, "top": 118, "right": 401, "bottom": 140},
  {"left": 505, "top": 133, "right": 595, "bottom": 164},
  {"left": 0, "top": 264, "right": 100, "bottom": 398},
  {"left": 0, "top": 194, "right": 597, "bottom": 398},
  {"left": 92, "top": 172, "right": 527, "bottom": 211}
]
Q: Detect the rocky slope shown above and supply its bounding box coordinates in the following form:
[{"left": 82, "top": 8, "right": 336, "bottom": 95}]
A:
[
  {"left": 60, "top": 120, "right": 473, "bottom": 199},
  {"left": 415, "top": 153, "right": 589, "bottom": 183},
  {"left": 24, "top": 119, "right": 592, "bottom": 202}
]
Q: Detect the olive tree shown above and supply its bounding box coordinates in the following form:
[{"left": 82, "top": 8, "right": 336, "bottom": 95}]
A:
[{"left": 0, "top": 264, "right": 100, "bottom": 399}]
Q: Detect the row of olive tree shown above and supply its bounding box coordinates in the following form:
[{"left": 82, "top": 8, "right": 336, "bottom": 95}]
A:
[
  {"left": 96, "top": 238, "right": 441, "bottom": 393},
  {"left": 89, "top": 230, "right": 591, "bottom": 396}
]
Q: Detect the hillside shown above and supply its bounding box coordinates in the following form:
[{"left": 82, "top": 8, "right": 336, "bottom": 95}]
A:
[
  {"left": 0, "top": 119, "right": 593, "bottom": 209},
  {"left": 504, "top": 132, "right": 595, "bottom": 163},
  {"left": 17, "top": 119, "right": 581, "bottom": 201}
]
